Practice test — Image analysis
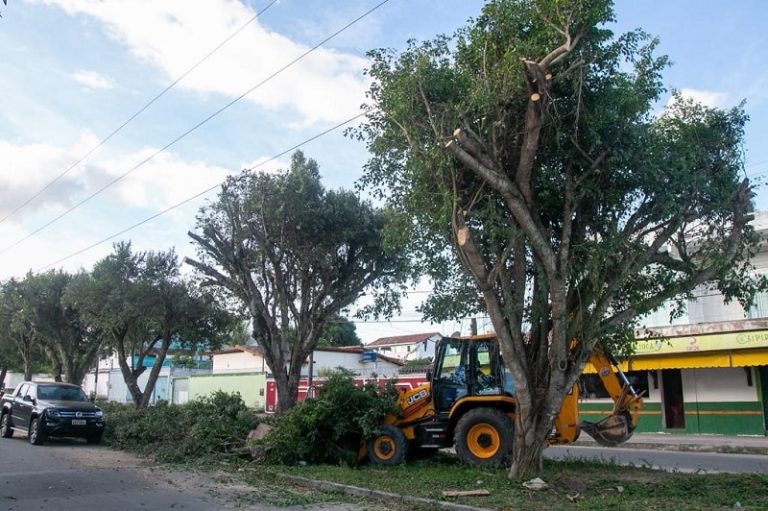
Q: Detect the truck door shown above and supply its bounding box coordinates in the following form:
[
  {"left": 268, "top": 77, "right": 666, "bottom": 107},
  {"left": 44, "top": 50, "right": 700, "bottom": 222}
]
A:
[{"left": 12, "top": 383, "right": 32, "bottom": 428}]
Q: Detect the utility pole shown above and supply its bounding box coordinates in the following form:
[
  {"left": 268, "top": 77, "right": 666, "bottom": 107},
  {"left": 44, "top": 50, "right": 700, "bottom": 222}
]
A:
[{"left": 470, "top": 317, "right": 478, "bottom": 336}]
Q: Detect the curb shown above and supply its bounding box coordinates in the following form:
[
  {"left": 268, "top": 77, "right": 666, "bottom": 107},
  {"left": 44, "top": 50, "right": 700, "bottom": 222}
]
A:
[
  {"left": 570, "top": 441, "right": 768, "bottom": 456},
  {"left": 277, "top": 473, "right": 494, "bottom": 511}
]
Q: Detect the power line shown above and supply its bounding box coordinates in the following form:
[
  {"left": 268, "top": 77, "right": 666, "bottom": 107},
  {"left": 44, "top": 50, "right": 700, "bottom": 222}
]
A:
[
  {"left": 0, "top": 0, "right": 278, "bottom": 226},
  {"left": 2, "top": 0, "right": 391, "bottom": 258},
  {"left": 36, "top": 111, "right": 366, "bottom": 271}
]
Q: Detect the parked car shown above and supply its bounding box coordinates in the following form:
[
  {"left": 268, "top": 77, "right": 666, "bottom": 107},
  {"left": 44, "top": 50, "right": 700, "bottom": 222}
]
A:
[{"left": 0, "top": 381, "right": 105, "bottom": 445}]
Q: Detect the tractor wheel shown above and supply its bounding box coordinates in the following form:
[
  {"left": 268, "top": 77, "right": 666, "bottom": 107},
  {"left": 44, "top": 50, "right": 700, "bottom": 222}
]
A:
[
  {"left": 367, "top": 425, "right": 408, "bottom": 465},
  {"left": 0, "top": 413, "right": 13, "bottom": 438},
  {"left": 454, "top": 407, "right": 513, "bottom": 466}
]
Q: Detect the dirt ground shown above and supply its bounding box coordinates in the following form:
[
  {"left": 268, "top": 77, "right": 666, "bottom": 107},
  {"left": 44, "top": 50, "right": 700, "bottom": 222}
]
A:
[{"left": 59, "top": 445, "right": 399, "bottom": 511}]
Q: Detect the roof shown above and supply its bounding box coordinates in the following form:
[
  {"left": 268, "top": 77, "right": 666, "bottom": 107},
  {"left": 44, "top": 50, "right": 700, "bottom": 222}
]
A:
[
  {"left": 367, "top": 332, "right": 441, "bottom": 348},
  {"left": 210, "top": 346, "right": 264, "bottom": 356},
  {"left": 314, "top": 346, "right": 405, "bottom": 366}
]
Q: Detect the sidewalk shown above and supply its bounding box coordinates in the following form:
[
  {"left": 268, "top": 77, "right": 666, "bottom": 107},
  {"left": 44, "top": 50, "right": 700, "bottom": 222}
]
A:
[{"left": 574, "top": 432, "right": 768, "bottom": 455}]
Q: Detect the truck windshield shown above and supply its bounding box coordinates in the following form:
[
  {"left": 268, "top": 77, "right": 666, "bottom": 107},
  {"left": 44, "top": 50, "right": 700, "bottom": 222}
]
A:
[{"left": 37, "top": 385, "right": 88, "bottom": 402}]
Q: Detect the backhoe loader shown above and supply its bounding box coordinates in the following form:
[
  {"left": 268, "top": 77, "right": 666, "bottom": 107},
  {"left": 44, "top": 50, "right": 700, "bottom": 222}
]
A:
[{"left": 366, "top": 334, "right": 643, "bottom": 466}]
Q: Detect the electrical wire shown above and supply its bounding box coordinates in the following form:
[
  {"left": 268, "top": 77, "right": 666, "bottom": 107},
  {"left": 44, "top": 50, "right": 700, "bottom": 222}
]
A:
[
  {"left": 0, "top": 0, "right": 279, "bottom": 226},
  {"left": 2, "top": 0, "right": 391, "bottom": 257},
  {"left": 36, "top": 111, "right": 366, "bottom": 271}
]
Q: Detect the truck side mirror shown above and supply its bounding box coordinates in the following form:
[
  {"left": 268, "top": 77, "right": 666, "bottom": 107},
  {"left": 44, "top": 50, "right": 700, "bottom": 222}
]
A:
[{"left": 22, "top": 395, "right": 33, "bottom": 402}]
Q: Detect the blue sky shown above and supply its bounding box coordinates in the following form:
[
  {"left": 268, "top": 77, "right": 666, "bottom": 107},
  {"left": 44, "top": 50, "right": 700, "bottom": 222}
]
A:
[{"left": 1, "top": 0, "right": 767, "bottom": 342}]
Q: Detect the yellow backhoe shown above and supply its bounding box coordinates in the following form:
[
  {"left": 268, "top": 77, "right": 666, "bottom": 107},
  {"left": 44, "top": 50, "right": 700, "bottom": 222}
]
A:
[{"left": 366, "top": 334, "right": 643, "bottom": 465}]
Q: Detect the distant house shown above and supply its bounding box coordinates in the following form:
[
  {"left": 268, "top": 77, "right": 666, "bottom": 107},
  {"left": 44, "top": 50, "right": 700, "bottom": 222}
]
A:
[
  {"left": 366, "top": 332, "right": 442, "bottom": 362},
  {"left": 309, "top": 346, "right": 403, "bottom": 379},
  {"left": 211, "top": 346, "right": 266, "bottom": 374}
]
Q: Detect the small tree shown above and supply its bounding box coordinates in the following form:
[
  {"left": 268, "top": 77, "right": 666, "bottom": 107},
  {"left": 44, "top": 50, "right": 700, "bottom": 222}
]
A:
[
  {"left": 187, "top": 151, "right": 405, "bottom": 411},
  {"left": 84, "top": 242, "right": 233, "bottom": 408},
  {"left": 0, "top": 278, "right": 42, "bottom": 381},
  {"left": 356, "top": 0, "right": 764, "bottom": 477},
  {"left": 25, "top": 270, "right": 102, "bottom": 385}
]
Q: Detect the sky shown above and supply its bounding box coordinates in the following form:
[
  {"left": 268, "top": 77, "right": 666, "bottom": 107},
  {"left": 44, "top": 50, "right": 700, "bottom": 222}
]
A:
[{"left": 1, "top": 0, "right": 767, "bottom": 344}]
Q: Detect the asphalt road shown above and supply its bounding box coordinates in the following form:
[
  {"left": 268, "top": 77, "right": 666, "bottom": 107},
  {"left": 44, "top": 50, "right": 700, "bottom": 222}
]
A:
[
  {"left": 546, "top": 444, "right": 768, "bottom": 474},
  {"left": 0, "top": 435, "right": 224, "bottom": 511}
]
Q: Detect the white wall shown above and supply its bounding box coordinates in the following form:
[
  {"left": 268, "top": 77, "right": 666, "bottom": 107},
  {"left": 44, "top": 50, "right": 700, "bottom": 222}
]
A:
[
  {"left": 309, "top": 351, "right": 400, "bottom": 379},
  {"left": 684, "top": 367, "right": 757, "bottom": 402},
  {"left": 370, "top": 337, "right": 437, "bottom": 361},
  {"left": 212, "top": 351, "right": 265, "bottom": 373}
]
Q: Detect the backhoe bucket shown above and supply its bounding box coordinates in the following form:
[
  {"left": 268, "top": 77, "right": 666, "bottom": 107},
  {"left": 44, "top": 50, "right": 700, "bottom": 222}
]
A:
[{"left": 580, "top": 412, "right": 635, "bottom": 447}]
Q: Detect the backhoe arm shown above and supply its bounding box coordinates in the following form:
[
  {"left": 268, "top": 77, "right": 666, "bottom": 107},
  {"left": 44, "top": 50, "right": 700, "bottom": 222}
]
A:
[{"left": 580, "top": 343, "right": 644, "bottom": 446}]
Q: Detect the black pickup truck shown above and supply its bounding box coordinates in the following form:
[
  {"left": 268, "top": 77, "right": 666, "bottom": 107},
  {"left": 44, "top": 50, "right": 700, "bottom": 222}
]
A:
[{"left": 0, "top": 381, "right": 105, "bottom": 445}]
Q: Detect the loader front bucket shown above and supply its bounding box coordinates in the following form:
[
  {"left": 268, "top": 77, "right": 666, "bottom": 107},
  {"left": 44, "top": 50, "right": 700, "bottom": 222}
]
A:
[{"left": 580, "top": 412, "right": 635, "bottom": 447}]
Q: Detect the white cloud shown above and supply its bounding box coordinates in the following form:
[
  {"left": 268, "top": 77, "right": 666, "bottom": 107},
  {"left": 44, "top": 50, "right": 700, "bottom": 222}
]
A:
[
  {"left": 0, "top": 132, "right": 235, "bottom": 228},
  {"left": 36, "top": 0, "right": 371, "bottom": 125},
  {"left": 70, "top": 69, "right": 115, "bottom": 90},
  {"left": 0, "top": 134, "right": 246, "bottom": 278},
  {"left": 666, "top": 88, "right": 730, "bottom": 109}
]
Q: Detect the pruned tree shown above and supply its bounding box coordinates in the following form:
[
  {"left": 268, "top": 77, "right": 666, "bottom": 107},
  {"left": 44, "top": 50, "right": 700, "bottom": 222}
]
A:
[
  {"left": 355, "top": 0, "right": 764, "bottom": 477},
  {"left": 186, "top": 151, "right": 406, "bottom": 411}
]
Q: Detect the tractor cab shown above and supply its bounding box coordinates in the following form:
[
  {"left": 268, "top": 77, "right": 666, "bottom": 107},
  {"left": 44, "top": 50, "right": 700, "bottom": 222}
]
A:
[{"left": 431, "top": 336, "right": 515, "bottom": 413}]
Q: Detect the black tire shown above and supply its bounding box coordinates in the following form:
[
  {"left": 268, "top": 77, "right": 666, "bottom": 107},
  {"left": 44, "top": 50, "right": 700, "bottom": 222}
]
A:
[
  {"left": 0, "top": 413, "right": 13, "bottom": 438},
  {"left": 367, "top": 424, "right": 408, "bottom": 465},
  {"left": 454, "top": 407, "right": 513, "bottom": 466},
  {"left": 86, "top": 433, "right": 103, "bottom": 445},
  {"left": 28, "top": 417, "right": 45, "bottom": 446}
]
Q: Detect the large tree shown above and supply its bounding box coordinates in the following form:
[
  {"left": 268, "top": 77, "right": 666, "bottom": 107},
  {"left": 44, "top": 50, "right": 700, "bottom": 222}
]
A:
[
  {"left": 356, "top": 0, "right": 764, "bottom": 476},
  {"left": 82, "top": 242, "right": 233, "bottom": 408},
  {"left": 187, "top": 151, "right": 405, "bottom": 411}
]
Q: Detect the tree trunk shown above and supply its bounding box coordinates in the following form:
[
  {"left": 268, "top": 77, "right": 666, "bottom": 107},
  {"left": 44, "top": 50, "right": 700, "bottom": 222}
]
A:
[
  {"left": 508, "top": 411, "right": 552, "bottom": 478},
  {"left": 274, "top": 368, "right": 296, "bottom": 413},
  {"left": 23, "top": 362, "right": 33, "bottom": 382},
  {"left": 0, "top": 366, "right": 7, "bottom": 390},
  {"left": 117, "top": 350, "right": 145, "bottom": 407},
  {"left": 138, "top": 335, "right": 171, "bottom": 409}
]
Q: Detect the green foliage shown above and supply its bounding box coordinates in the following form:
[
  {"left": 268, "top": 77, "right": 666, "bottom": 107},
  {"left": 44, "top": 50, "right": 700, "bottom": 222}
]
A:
[
  {"left": 317, "top": 316, "right": 362, "bottom": 347},
  {"left": 260, "top": 372, "right": 399, "bottom": 465},
  {"left": 354, "top": 0, "right": 764, "bottom": 475},
  {"left": 101, "top": 391, "right": 255, "bottom": 462},
  {"left": 187, "top": 151, "right": 408, "bottom": 410},
  {"left": 275, "top": 456, "right": 768, "bottom": 511}
]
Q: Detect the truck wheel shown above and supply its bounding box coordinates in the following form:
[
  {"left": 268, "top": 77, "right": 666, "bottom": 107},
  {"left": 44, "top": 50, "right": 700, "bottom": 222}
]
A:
[
  {"left": 28, "top": 417, "right": 45, "bottom": 446},
  {"left": 0, "top": 413, "right": 13, "bottom": 438},
  {"left": 367, "top": 425, "right": 408, "bottom": 465},
  {"left": 454, "top": 407, "right": 513, "bottom": 466}
]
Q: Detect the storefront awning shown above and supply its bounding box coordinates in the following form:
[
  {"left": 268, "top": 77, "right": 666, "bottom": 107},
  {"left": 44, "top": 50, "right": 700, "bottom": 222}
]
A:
[
  {"left": 630, "top": 352, "right": 731, "bottom": 370},
  {"left": 582, "top": 348, "right": 768, "bottom": 374}
]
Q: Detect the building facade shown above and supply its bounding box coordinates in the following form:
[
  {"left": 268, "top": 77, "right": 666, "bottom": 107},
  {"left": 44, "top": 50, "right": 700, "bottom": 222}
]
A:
[
  {"left": 581, "top": 212, "right": 768, "bottom": 435},
  {"left": 366, "top": 332, "right": 441, "bottom": 362}
]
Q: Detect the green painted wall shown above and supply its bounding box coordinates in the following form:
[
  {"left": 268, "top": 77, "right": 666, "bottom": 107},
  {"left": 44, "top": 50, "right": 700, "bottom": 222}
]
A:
[
  {"left": 187, "top": 372, "right": 266, "bottom": 410},
  {"left": 579, "top": 400, "right": 764, "bottom": 435}
]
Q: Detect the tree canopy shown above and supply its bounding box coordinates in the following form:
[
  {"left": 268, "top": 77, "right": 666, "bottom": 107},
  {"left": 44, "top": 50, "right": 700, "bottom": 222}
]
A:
[
  {"left": 355, "top": 0, "right": 763, "bottom": 476},
  {"left": 187, "top": 151, "right": 406, "bottom": 411},
  {"left": 82, "top": 242, "right": 234, "bottom": 408},
  {"left": 318, "top": 316, "right": 363, "bottom": 347}
]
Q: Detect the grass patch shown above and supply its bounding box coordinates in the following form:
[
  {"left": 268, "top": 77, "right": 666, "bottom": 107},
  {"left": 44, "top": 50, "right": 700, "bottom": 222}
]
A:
[{"left": 262, "top": 454, "right": 768, "bottom": 510}]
